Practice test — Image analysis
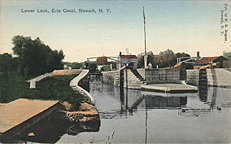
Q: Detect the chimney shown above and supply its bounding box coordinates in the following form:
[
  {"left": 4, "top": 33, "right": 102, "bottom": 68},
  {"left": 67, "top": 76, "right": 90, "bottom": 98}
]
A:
[{"left": 197, "top": 51, "right": 200, "bottom": 60}]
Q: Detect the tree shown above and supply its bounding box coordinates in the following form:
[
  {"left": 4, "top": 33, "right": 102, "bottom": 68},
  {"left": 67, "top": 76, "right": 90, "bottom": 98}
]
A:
[
  {"left": 0, "top": 53, "right": 19, "bottom": 74},
  {"left": 153, "top": 50, "right": 176, "bottom": 68},
  {"left": 12, "top": 35, "right": 64, "bottom": 76},
  {"left": 223, "top": 51, "right": 231, "bottom": 60},
  {"left": 173, "top": 52, "right": 191, "bottom": 64},
  {"left": 174, "top": 52, "right": 192, "bottom": 69},
  {"left": 63, "top": 62, "right": 83, "bottom": 69},
  {"left": 88, "top": 63, "right": 97, "bottom": 73},
  {"left": 138, "top": 50, "right": 191, "bottom": 68},
  {"left": 137, "top": 54, "right": 155, "bottom": 68},
  {"left": 0, "top": 53, "right": 13, "bottom": 74},
  {"left": 175, "top": 52, "right": 190, "bottom": 58}
]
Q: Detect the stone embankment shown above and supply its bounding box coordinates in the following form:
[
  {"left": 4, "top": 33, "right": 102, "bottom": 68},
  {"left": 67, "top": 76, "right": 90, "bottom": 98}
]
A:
[
  {"left": 60, "top": 102, "right": 100, "bottom": 128},
  {"left": 50, "top": 69, "right": 95, "bottom": 105},
  {"left": 69, "top": 69, "right": 95, "bottom": 105},
  {"left": 144, "top": 68, "right": 185, "bottom": 84},
  {"left": 102, "top": 69, "right": 142, "bottom": 89},
  {"left": 102, "top": 68, "right": 188, "bottom": 90},
  {"left": 186, "top": 70, "right": 199, "bottom": 86},
  {"left": 207, "top": 68, "right": 231, "bottom": 87},
  {"left": 186, "top": 68, "right": 231, "bottom": 87}
]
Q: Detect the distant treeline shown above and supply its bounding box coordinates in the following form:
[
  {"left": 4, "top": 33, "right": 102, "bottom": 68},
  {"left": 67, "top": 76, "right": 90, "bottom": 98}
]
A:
[
  {"left": 138, "top": 50, "right": 231, "bottom": 69},
  {"left": 137, "top": 51, "right": 192, "bottom": 68},
  {"left": 63, "top": 62, "right": 84, "bottom": 69}
]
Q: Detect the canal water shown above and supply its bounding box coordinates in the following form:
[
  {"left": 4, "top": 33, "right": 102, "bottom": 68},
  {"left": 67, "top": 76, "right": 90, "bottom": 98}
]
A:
[{"left": 58, "top": 81, "right": 231, "bottom": 143}]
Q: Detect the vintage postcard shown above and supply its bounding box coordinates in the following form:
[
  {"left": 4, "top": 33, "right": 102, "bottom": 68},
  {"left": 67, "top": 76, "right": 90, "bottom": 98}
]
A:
[{"left": 0, "top": 0, "right": 231, "bottom": 143}]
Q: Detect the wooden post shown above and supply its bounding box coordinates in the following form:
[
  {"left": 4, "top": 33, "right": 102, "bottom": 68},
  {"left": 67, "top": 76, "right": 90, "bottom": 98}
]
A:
[
  {"left": 120, "top": 69, "right": 124, "bottom": 96},
  {"left": 144, "top": 95, "right": 148, "bottom": 144},
  {"left": 30, "top": 81, "right": 36, "bottom": 89},
  {"left": 125, "top": 66, "right": 128, "bottom": 89}
]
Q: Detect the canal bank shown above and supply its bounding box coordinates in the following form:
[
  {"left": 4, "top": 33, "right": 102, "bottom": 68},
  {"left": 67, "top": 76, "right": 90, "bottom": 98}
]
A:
[
  {"left": 0, "top": 69, "right": 99, "bottom": 143},
  {"left": 0, "top": 100, "right": 100, "bottom": 143}
]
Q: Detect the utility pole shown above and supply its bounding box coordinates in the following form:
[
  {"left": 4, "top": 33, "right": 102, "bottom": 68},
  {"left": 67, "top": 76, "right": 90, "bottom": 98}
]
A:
[{"left": 143, "top": 7, "right": 148, "bottom": 69}]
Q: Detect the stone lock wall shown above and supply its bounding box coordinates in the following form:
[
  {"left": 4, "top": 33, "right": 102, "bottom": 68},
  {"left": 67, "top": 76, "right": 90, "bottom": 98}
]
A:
[
  {"left": 102, "top": 70, "right": 142, "bottom": 89},
  {"left": 102, "top": 70, "right": 119, "bottom": 85},
  {"left": 78, "top": 73, "right": 90, "bottom": 92},
  {"left": 186, "top": 70, "right": 200, "bottom": 86},
  {"left": 145, "top": 68, "right": 185, "bottom": 84},
  {"left": 186, "top": 68, "right": 231, "bottom": 87},
  {"left": 207, "top": 68, "right": 231, "bottom": 87},
  {"left": 102, "top": 68, "right": 186, "bottom": 89},
  {"left": 123, "top": 69, "right": 142, "bottom": 89}
]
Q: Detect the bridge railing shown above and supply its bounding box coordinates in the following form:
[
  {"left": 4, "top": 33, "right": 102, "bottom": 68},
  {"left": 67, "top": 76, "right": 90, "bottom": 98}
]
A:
[{"left": 27, "top": 73, "right": 52, "bottom": 89}]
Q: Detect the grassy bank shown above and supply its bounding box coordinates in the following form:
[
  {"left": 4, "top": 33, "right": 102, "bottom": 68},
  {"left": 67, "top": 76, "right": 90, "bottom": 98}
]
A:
[{"left": 0, "top": 72, "right": 86, "bottom": 110}]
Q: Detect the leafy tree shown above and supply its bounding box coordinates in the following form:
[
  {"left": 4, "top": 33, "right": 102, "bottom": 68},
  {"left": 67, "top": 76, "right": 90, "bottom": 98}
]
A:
[
  {"left": 175, "top": 52, "right": 190, "bottom": 58},
  {"left": 71, "top": 62, "right": 84, "bottom": 69},
  {"left": 173, "top": 52, "right": 191, "bottom": 64},
  {"left": 0, "top": 53, "right": 13, "bottom": 74},
  {"left": 0, "top": 53, "right": 19, "bottom": 74},
  {"left": 137, "top": 54, "right": 155, "bottom": 68},
  {"left": 153, "top": 50, "right": 175, "bottom": 68},
  {"left": 174, "top": 52, "right": 193, "bottom": 69},
  {"left": 12, "top": 35, "right": 64, "bottom": 76},
  {"left": 63, "top": 62, "right": 83, "bottom": 69},
  {"left": 223, "top": 51, "right": 231, "bottom": 60},
  {"left": 139, "top": 50, "right": 191, "bottom": 68},
  {"left": 88, "top": 63, "right": 97, "bottom": 73}
]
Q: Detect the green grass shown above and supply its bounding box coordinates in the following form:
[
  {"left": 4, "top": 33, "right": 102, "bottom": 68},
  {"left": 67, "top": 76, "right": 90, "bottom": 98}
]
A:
[{"left": 0, "top": 72, "right": 86, "bottom": 110}]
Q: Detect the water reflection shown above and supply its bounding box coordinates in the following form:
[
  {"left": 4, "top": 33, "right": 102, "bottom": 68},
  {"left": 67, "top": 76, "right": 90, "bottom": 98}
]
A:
[
  {"left": 210, "top": 86, "right": 218, "bottom": 111},
  {"left": 96, "top": 80, "right": 229, "bottom": 120},
  {"left": 97, "top": 80, "right": 190, "bottom": 118},
  {"left": 91, "top": 79, "right": 231, "bottom": 120},
  {"left": 143, "top": 95, "right": 187, "bottom": 109},
  {"left": 199, "top": 86, "right": 221, "bottom": 110},
  {"left": 199, "top": 85, "right": 220, "bottom": 110},
  {"left": 181, "top": 86, "right": 224, "bottom": 117},
  {"left": 199, "top": 86, "right": 208, "bottom": 102}
]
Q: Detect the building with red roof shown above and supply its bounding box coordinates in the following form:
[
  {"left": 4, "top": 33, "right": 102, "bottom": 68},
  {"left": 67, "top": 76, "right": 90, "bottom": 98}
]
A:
[
  {"left": 120, "top": 55, "right": 137, "bottom": 59},
  {"left": 96, "top": 56, "right": 108, "bottom": 63},
  {"left": 193, "top": 56, "right": 229, "bottom": 70},
  {"left": 118, "top": 52, "right": 138, "bottom": 69}
]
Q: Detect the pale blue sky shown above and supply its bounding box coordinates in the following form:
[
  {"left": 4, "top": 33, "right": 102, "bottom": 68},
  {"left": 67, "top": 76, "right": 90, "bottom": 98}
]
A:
[{"left": 1, "top": 0, "right": 231, "bottom": 62}]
